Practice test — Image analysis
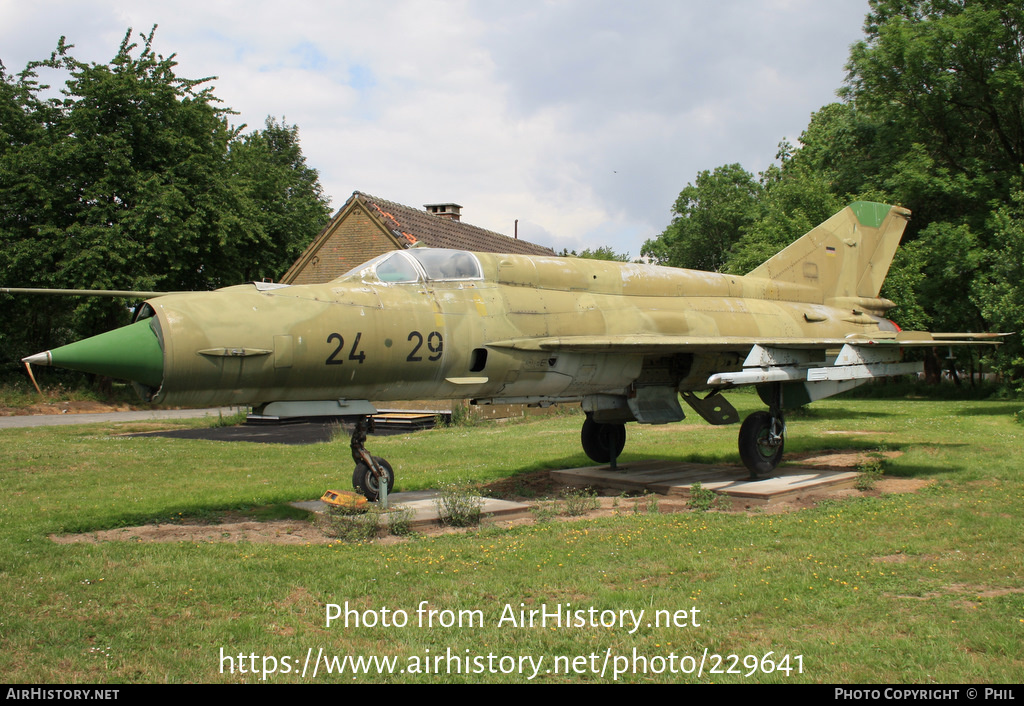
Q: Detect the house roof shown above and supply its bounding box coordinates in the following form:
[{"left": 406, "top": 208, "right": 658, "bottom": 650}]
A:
[
  {"left": 354, "top": 192, "right": 554, "bottom": 256},
  {"left": 279, "top": 191, "right": 556, "bottom": 284}
]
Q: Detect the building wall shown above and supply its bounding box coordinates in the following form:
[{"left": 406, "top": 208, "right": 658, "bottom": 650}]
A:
[{"left": 286, "top": 207, "right": 403, "bottom": 285}]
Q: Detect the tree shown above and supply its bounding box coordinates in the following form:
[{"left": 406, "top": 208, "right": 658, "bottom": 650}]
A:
[
  {"left": 0, "top": 52, "right": 77, "bottom": 364},
  {"left": 228, "top": 117, "right": 332, "bottom": 282},
  {"left": 561, "top": 245, "right": 631, "bottom": 262},
  {"left": 844, "top": 1, "right": 1024, "bottom": 225},
  {"left": 651, "top": 2, "right": 1024, "bottom": 384},
  {"left": 641, "top": 164, "right": 761, "bottom": 271},
  {"left": 973, "top": 186, "right": 1024, "bottom": 389},
  {"left": 0, "top": 29, "right": 331, "bottom": 372},
  {"left": 725, "top": 152, "right": 845, "bottom": 274},
  {"left": 839, "top": 0, "right": 1024, "bottom": 352}
]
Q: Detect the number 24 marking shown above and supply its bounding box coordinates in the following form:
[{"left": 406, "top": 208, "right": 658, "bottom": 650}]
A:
[{"left": 325, "top": 332, "right": 365, "bottom": 365}]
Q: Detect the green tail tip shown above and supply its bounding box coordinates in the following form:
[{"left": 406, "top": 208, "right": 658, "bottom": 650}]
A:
[{"left": 849, "top": 202, "right": 892, "bottom": 229}]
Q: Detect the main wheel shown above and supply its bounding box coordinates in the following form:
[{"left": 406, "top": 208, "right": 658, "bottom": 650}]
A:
[
  {"left": 352, "top": 457, "right": 395, "bottom": 502},
  {"left": 738, "top": 411, "right": 784, "bottom": 477},
  {"left": 581, "top": 415, "right": 626, "bottom": 464}
]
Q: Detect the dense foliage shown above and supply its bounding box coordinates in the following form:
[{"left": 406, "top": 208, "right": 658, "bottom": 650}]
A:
[
  {"left": 0, "top": 29, "right": 332, "bottom": 371},
  {"left": 643, "top": 0, "right": 1024, "bottom": 387},
  {"left": 561, "top": 245, "right": 632, "bottom": 262}
]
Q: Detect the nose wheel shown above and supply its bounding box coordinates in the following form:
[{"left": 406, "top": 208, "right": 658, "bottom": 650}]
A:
[
  {"left": 352, "top": 456, "right": 394, "bottom": 502},
  {"left": 349, "top": 416, "right": 394, "bottom": 503}
]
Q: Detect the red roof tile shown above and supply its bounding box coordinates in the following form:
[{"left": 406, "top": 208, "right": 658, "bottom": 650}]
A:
[{"left": 356, "top": 192, "right": 554, "bottom": 256}]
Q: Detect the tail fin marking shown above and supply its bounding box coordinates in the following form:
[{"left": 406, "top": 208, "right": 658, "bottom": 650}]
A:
[{"left": 745, "top": 202, "right": 911, "bottom": 302}]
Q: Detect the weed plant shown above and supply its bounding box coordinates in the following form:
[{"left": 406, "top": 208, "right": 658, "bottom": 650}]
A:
[
  {"left": 322, "top": 504, "right": 380, "bottom": 541},
  {"left": 435, "top": 481, "right": 483, "bottom": 527},
  {"left": 630, "top": 492, "right": 660, "bottom": 514},
  {"left": 209, "top": 408, "right": 249, "bottom": 428},
  {"left": 328, "top": 421, "right": 349, "bottom": 443},
  {"left": 0, "top": 379, "right": 148, "bottom": 407},
  {"left": 530, "top": 503, "right": 558, "bottom": 523},
  {"left": 322, "top": 503, "right": 417, "bottom": 541},
  {"left": 560, "top": 487, "right": 599, "bottom": 516},
  {"left": 385, "top": 505, "right": 416, "bottom": 537},
  {"left": 855, "top": 452, "right": 887, "bottom": 491},
  {"left": 688, "top": 482, "right": 717, "bottom": 512},
  {"left": 445, "top": 404, "right": 483, "bottom": 427}
]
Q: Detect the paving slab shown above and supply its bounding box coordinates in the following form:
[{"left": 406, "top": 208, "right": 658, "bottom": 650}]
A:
[
  {"left": 292, "top": 490, "right": 531, "bottom": 530},
  {"left": 551, "top": 460, "right": 858, "bottom": 504}
]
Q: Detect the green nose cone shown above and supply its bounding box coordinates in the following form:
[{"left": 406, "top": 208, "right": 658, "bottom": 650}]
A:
[{"left": 25, "top": 318, "right": 164, "bottom": 388}]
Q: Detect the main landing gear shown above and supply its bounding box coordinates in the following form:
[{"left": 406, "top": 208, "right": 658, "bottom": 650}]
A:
[
  {"left": 738, "top": 410, "right": 785, "bottom": 478},
  {"left": 349, "top": 416, "right": 394, "bottom": 502},
  {"left": 738, "top": 384, "right": 786, "bottom": 479},
  {"left": 578, "top": 386, "right": 787, "bottom": 479},
  {"left": 580, "top": 413, "right": 626, "bottom": 465}
]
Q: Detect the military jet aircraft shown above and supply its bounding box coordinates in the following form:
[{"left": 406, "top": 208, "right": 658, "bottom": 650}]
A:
[{"left": 21, "top": 202, "right": 1002, "bottom": 500}]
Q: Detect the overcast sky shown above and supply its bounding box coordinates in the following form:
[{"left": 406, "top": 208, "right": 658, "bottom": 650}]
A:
[{"left": 1, "top": 0, "right": 870, "bottom": 258}]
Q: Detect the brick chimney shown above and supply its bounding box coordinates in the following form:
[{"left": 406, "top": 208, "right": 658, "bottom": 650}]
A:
[{"left": 424, "top": 203, "right": 462, "bottom": 221}]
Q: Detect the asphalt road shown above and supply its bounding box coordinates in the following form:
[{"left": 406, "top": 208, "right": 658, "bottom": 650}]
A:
[
  {"left": 0, "top": 407, "right": 421, "bottom": 445},
  {"left": 0, "top": 407, "right": 241, "bottom": 429}
]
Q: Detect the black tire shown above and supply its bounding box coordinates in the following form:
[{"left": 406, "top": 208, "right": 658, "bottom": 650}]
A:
[
  {"left": 352, "top": 457, "right": 395, "bottom": 501},
  {"left": 738, "top": 411, "right": 784, "bottom": 477},
  {"left": 581, "top": 415, "right": 626, "bottom": 464}
]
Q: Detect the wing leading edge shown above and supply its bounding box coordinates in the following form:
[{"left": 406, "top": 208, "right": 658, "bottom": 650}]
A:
[{"left": 486, "top": 331, "right": 1006, "bottom": 354}]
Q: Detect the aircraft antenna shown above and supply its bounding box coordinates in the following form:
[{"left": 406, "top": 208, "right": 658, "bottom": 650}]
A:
[{"left": 24, "top": 360, "right": 42, "bottom": 396}]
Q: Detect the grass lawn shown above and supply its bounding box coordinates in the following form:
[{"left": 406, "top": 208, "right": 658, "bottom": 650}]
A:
[{"left": 1, "top": 395, "right": 1021, "bottom": 683}]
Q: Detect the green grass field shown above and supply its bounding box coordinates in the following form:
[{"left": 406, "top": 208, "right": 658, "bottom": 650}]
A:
[{"left": 1, "top": 396, "right": 1021, "bottom": 683}]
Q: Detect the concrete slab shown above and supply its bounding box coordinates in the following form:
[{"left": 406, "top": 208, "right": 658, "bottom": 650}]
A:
[
  {"left": 551, "top": 460, "right": 858, "bottom": 505},
  {"left": 292, "top": 490, "right": 531, "bottom": 530}
]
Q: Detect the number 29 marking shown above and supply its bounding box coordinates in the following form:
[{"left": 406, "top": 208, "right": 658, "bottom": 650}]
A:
[{"left": 406, "top": 331, "right": 444, "bottom": 362}]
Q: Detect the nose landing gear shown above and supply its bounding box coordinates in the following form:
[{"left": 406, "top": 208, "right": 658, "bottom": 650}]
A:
[{"left": 349, "top": 416, "right": 394, "bottom": 503}]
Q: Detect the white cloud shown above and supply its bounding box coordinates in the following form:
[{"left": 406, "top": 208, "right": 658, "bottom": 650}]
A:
[{"left": 1, "top": 0, "right": 870, "bottom": 257}]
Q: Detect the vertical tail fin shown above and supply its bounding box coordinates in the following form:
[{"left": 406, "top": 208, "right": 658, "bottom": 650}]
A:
[{"left": 746, "top": 202, "right": 911, "bottom": 303}]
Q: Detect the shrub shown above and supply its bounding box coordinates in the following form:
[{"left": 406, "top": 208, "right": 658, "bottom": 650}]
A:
[
  {"left": 561, "top": 488, "right": 599, "bottom": 516},
  {"left": 688, "top": 482, "right": 717, "bottom": 512},
  {"left": 435, "top": 481, "right": 483, "bottom": 527}
]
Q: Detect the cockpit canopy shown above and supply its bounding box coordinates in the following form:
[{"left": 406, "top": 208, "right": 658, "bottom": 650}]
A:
[{"left": 338, "top": 249, "right": 482, "bottom": 284}]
